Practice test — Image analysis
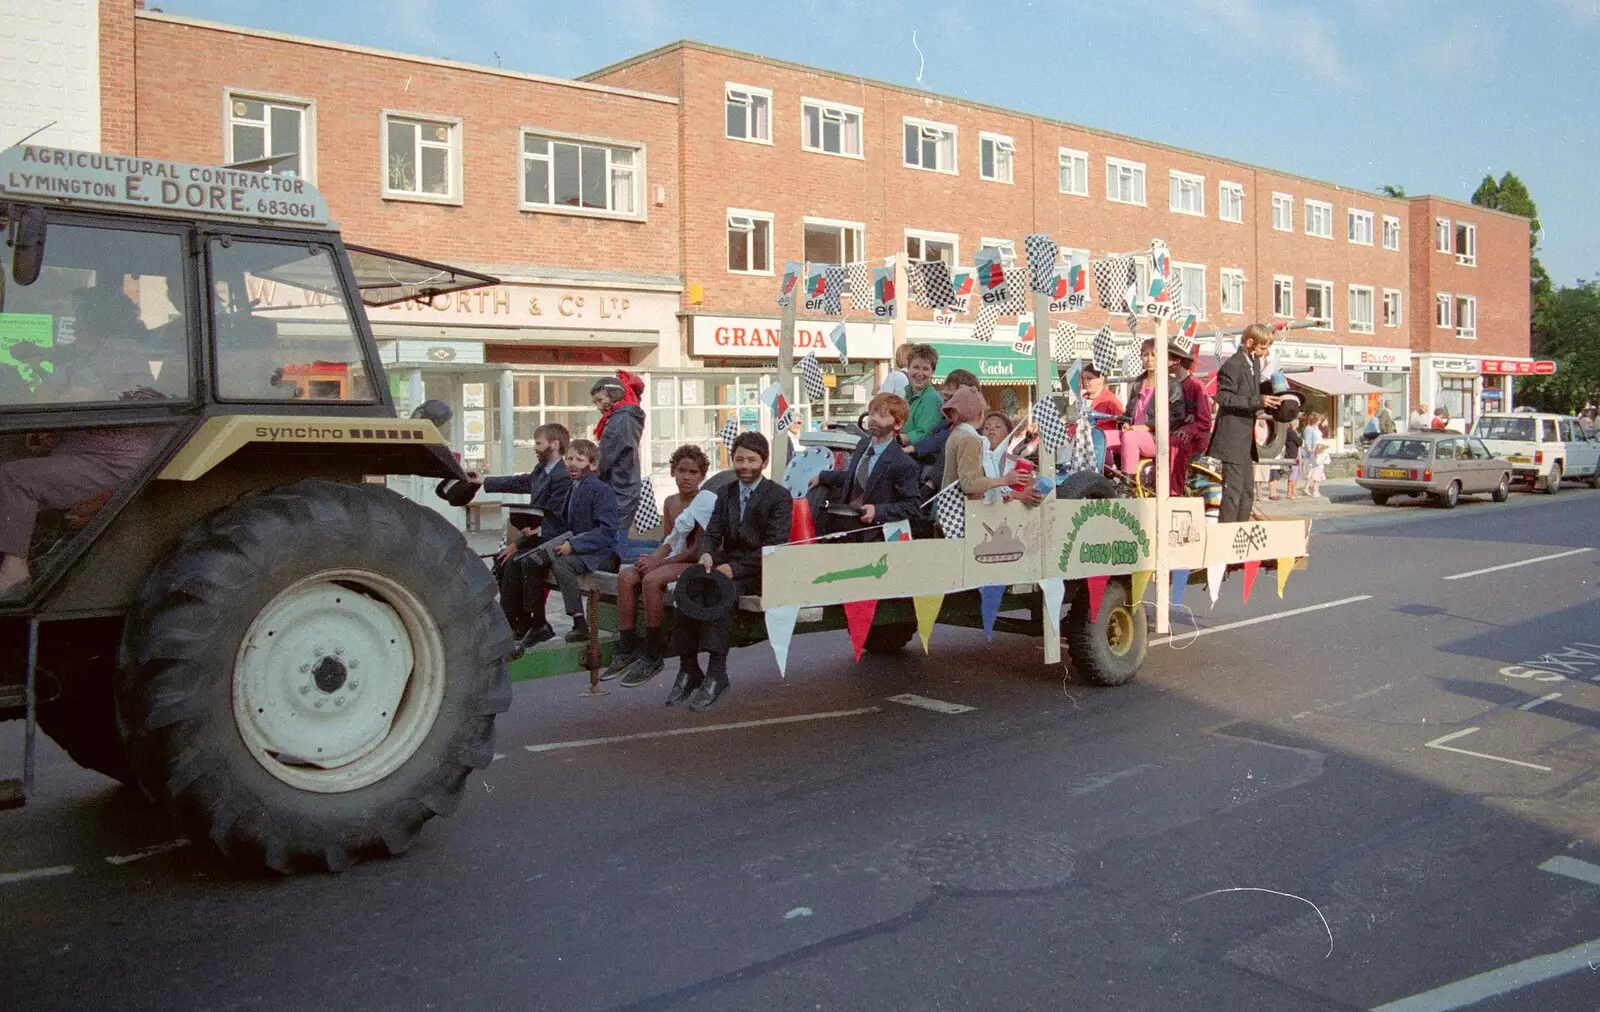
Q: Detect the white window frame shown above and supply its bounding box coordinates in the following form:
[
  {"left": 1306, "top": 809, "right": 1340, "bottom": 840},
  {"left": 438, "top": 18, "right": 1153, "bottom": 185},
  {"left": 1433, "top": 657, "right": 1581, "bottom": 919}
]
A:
[
  {"left": 726, "top": 208, "right": 774, "bottom": 275},
  {"left": 1271, "top": 192, "right": 1294, "bottom": 232},
  {"left": 1106, "top": 156, "right": 1147, "bottom": 205},
  {"left": 1435, "top": 217, "right": 1452, "bottom": 253},
  {"left": 518, "top": 127, "right": 645, "bottom": 220},
  {"left": 801, "top": 97, "right": 864, "bottom": 160},
  {"left": 1168, "top": 170, "right": 1205, "bottom": 217},
  {"left": 802, "top": 216, "right": 866, "bottom": 266},
  {"left": 1382, "top": 288, "right": 1403, "bottom": 328},
  {"left": 1218, "top": 180, "right": 1244, "bottom": 223},
  {"left": 904, "top": 227, "right": 959, "bottom": 267},
  {"left": 1305, "top": 278, "right": 1334, "bottom": 328},
  {"left": 1382, "top": 215, "right": 1401, "bottom": 251},
  {"left": 1173, "top": 261, "right": 1206, "bottom": 317},
  {"left": 725, "top": 83, "right": 773, "bottom": 145},
  {"left": 1220, "top": 268, "right": 1246, "bottom": 315},
  {"left": 1455, "top": 222, "right": 1477, "bottom": 266},
  {"left": 1455, "top": 295, "right": 1477, "bottom": 339},
  {"left": 1272, "top": 275, "right": 1294, "bottom": 318},
  {"left": 1057, "top": 147, "right": 1089, "bottom": 196},
  {"left": 381, "top": 110, "right": 463, "bottom": 205},
  {"left": 1435, "top": 291, "right": 1453, "bottom": 329},
  {"left": 224, "top": 89, "right": 316, "bottom": 182},
  {"left": 1304, "top": 199, "right": 1334, "bottom": 239},
  {"left": 1348, "top": 284, "right": 1376, "bottom": 334},
  {"left": 979, "top": 237, "right": 1017, "bottom": 264},
  {"left": 903, "top": 116, "right": 958, "bottom": 174},
  {"left": 979, "top": 131, "right": 1014, "bottom": 184},
  {"left": 1347, "top": 208, "right": 1375, "bottom": 246}
]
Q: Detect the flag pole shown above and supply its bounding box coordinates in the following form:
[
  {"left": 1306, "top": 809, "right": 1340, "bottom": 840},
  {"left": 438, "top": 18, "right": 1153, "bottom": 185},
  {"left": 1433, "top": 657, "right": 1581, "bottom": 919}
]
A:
[
  {"left": 1153, "top": 301, "right": 1172, "bottom": 637},
  {"left": 1031, "top": 282, "right": 1061, "bottom": 666},
  {"left": 774, "top": 274, "right": 798, "bottom": 478}
]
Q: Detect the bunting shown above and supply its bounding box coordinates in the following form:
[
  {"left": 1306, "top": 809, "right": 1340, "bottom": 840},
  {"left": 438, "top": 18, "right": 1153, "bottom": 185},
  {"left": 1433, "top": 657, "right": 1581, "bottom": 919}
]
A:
[
  {"left": 1206, "top": 563, "right": 1226, "bottom": 605},
  {"left": 1170, "top": 568, "right": 1190, "bottom": 607},
  {"left": 1241, "top": 559, "right": 1260, "bottom": 603},
  {"left": 1038, "top": 578, "right": 1065, "bottom": 649},
  {"left": 718, "top": 416, "right": 739, "bottom": 453},
  {"left": 765, "top": 604, "right": 801, "bottom": 677},
  {"left": 1084, "top": 575, "right": 1109, "bottom": 622},
  {"left": 1051, "top": 320, "right": 1080, "bottom": 365},
  {"left": 777, "top": 260, "right": 802, "bottom": 308},
  {"left": 979, "top": 585, "right": 1006, "bottom": 640},
  {"left": 1025, "top": 234, "right": 1060, "bottom": 294},
  {"left": 913, "top": 594, "right": 943, "bottom": 653},
  {"left": 1276, "top": 557, "right": 1296, "bottom": 598},
  {"left": 801, "top": 351, "right": 826, "bottom": 401},
  {"left": 1129, "top": 569, "right": 1152, "bottom": 606},
  {"left": 844, "top": 600, "right": 879, "bottom": 661},
  {"left": 870, "top": 264, "right": 897, "bottom": 320}
]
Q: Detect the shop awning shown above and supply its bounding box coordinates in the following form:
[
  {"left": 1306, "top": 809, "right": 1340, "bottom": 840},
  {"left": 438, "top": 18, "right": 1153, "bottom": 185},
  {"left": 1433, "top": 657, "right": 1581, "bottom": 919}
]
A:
[
  {"left": 1289, "top": 368, "right": 1387, "bottom": 397},
  {"left": 927, "top": 340, "right": 1047, "bottom": 385}
]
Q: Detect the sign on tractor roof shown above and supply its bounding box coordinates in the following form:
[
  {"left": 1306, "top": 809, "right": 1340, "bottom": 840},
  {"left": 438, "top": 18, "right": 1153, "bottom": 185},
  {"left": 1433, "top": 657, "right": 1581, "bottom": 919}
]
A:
[{"left": 0, "top": 144, "right": 333, "bottom": 228}]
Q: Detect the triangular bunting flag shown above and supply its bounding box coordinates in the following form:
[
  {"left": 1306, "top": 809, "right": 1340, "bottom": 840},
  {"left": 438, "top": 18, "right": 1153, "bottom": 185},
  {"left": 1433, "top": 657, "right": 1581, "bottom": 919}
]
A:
[
  {"left": 1038, "top": 578, "right": 1065, "bottom": 646},
  {"left": 843, "top": 600, "right": 879, "bottom": 661},
  {"left": 1276, "top": 557, "right": 1295, "bottom": 598},
  {"left": 1206, "top": 563, "right": 1226, "bottom": 605},
  {"left": 764, "top": 604, "right": 801, "bottom": 677},
  {"left": 1084, "top": 575, "right": 1109, "bottom": 623},
  {"left": 1129, "top": 570, "right": 1152, "bottom": 606},
  {"left": 1170, "top": 568, "right": 1190, "bottom": 608},
  {"left": 913, "top": 594, "right": 943, "bottom": 653},
  {"left": 1241, "top": 559, "right": 1260, "bottom": 604},
  {"left": 978, "top": 585, "right": 1006, "bottom": 641}
]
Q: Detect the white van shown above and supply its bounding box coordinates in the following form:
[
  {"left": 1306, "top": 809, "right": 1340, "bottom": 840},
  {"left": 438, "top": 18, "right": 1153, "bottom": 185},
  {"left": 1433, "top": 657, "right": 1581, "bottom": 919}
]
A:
[{"left": 1473, "top": 412, "right": 1600, "bottom": 492}]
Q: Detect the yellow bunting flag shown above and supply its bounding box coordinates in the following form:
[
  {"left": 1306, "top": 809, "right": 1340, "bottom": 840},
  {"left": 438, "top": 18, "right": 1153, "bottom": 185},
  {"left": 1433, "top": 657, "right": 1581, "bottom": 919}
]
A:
[
  {"left": 1129, "top": 570, "right": 1153, "bottom": 606},
  {"left": 1276, "top": 557, "right": 1295, "bottom": 598},
  {"left": 912, "top": 595, "right": 944, "bottom": 653}
]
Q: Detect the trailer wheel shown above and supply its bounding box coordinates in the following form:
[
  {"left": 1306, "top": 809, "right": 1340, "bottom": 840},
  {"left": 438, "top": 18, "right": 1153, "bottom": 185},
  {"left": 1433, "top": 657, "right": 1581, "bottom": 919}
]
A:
[
  {"left": 1056, "top": 470, "right": 1120, "bottom": 500},
  {"left": 862, "top": 622, "right": 916, "bottom": 655},
  {"left": 115, "top": 480, "right": 512, "bottom": 873},
  {"left": 1063, "top": 578, "right": 1147, "bottom": 686}
]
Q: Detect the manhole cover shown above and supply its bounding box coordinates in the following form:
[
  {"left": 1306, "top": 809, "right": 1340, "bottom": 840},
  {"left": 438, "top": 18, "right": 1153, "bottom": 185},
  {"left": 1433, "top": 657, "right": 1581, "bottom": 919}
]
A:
[{"left": 903, "top": 828, "right": 1076, "bottom": 893}]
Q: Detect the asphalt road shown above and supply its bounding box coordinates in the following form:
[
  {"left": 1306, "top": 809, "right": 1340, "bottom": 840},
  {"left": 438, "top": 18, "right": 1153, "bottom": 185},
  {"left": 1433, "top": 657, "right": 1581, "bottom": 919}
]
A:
[{"left": 4, "top": 487, "right": 1600, "bottom": 1011}]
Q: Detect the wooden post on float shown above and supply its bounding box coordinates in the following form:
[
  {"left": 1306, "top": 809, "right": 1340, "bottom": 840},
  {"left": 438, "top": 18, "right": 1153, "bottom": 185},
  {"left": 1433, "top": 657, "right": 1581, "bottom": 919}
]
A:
[
  {"left": 774, "top": 277, "right": 798, "bottom": 478},
  {"left": 1153, "top": 299, "right": 1172, "bottom": 637},
  {"left": 1031, "top": 282, "right": 1062, "bottom": 666}
]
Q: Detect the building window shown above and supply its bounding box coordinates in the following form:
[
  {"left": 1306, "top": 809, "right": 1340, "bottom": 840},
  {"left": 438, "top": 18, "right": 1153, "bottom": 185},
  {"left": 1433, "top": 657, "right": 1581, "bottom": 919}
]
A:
[
  {"left": 1273, "top": 275, "right": 1294, "bottom": 318},
  {"left": 1435, "top": 217, "right": 1452, "bottom": 252},
  {"left": 1455, "top": 295, "right": 1477, "bottom": 338},
  {"left": 903, "top": 117, "right": 957, "bottom": 173},
  {"left": 802, "top": 99, "right": 863, "bottom": 158},
  {"left": 1220, "top": 268, "right": 1245, "bottom": 315},
  {"left": 1382, "top": 215, "right": 1401, "bottom": 250},
  {"left": 1383, "top": 289, "right": 1403, "bottom": 328},
  {"left": 1218, "top": 181, "right": 1243, "bottom": 223},
  {"left": 803, "top": 217, "right": 864, "bottom": 265},
  {"left": 726, "top": 209, "right": 773, "bottom": 274},
  {"left": 979, "top": 132, "right": 1014, "bottom": 183},
  {"left": 1435, "top": 291, "right": 1453, "bottom": 328},
  {"left": 384, "top": 113, "right": 460, "bottom": 202},
  {"left": 725, "top": 84, "right": 772, "bottom": 143},
  {"left": 1106, "top": 157, "right": 1146, "bottom": 205},
  {"left": 1168, "top": 170, "right": 1205, "bottom": 216},
  {"left": 1272, "top": 192, "right": 1293, "bottom": 232},
  {"left": 1305, "top": 279, "right": 1333, "bottom": 327},
  {"left": 1174, "top": 262, "right": 1206, "bottom": 317},
  {"left": 226, "top": 93, "right": 310, "bottom": 179},
  {"left": 1349, "top": 285, "right": 1375, "bottom": 334},
  {"left": 1304, "top": 200, "right": 1334, "bottom": 239},
  {"left": 1455, "top": 222, "right": 1477, "bottom": 266},
  {"left": 1058, "top": 148, "right": 1088, "bottom": 196},
  {"left": 979, "top": 237, "right": 1017, "bottom": 264},
  {"left": 521, "top": 130, "right": 641, "bottom": 217},
  {"left": 1348, "top": 208, "right": 1374, "bottom": 245},
  {"left": 905, "top": 228, "right": 957, "bottom": 267}
]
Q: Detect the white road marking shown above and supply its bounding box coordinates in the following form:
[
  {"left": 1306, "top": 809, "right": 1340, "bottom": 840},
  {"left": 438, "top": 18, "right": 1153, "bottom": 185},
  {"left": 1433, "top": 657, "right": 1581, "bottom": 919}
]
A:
[
  {"left": 1539, "top": 855, "right": 1600, "bottom": 888},
  {"left": 1422, "top": 727, "right": 1553, "bottom": 772},
  {"left": 887, "top": 693, "right": 975, "bottom": 714},
  {"left": 1442, "top": 547, "right": 1594, "bottom": 581},
  {"left": 104, "top": 839, "right": 189, "bottom": 866},
  {"left": 1517, "top": 692, "right": 1563, "bottom": 711},
  {"left": 1371, "top": 937, "right": 1600, "bottom": 1011},
  {"left": 525, "top": 707, "right": 880, "bottom": 753},
  {"left": 1151, "top": 595, "right": 1373, "bottom": 647},
  {"left": 0, "top": 865, "right": 74, "bottom": 885}
]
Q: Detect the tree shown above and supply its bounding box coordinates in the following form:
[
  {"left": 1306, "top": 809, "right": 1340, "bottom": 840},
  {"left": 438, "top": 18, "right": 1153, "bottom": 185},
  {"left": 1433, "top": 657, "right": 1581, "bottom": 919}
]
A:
[
  {"left": 1471, "top": 171, "right": 1554, "bottom": 315},
  {"left": 1379, "top": 184, "right": 1406, "bottom": 198},
  {"left": 1515, "top": 279, "right": 1600, "bottom": 413}
]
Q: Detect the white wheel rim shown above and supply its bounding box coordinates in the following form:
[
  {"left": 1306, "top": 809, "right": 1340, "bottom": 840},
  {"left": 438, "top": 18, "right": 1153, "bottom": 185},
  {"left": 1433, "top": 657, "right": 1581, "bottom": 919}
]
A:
[{"left": 233, "top": 569, "right": 446, "bottom": 793}]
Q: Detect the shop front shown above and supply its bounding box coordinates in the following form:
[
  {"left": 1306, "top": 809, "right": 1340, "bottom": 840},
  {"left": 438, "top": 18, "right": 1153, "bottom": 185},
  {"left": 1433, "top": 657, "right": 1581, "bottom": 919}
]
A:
[
  {"left": 920, "top": 325, "right": 1047, "bottom": 419},
  {"left": 1340, "top": 345, "right": 1412, "bottom": 439}
]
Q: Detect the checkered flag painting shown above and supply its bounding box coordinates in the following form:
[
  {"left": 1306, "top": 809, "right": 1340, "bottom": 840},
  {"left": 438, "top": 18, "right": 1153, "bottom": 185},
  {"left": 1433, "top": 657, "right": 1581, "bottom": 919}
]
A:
[
  {"left": 1024, "top": 234, "right": 1060, "bottom": 295},
  {"left": 972, "top": 300, "right": 1000, "bottom": 343},
  {"left": 821, "top": 266, "right": 846, "bottom": 315},
  {"left": 928, "top": 481, "right": 966, "bottom": 539},
  {"left": 845, "top": 262, "right": 871, "bottom": 307},
  {"left": 718, "top": 416, "right": 739, "bottom": 453},
  {"left": 1051, "top": 320, "right": 1079, "bottom": 364},
  {"left": 633, "top": 476, "right": 662, "bottom": 533},
  {"left": 1094, "top": 254, "right": 1136, "bottom": 311},
  {"left": 1091, "top": 322, "right": 1118, "bottom": 375},
  {"left": 1031, "top": 396, "right": 1067, "bottom": 455},
  {"left": 910, "top": 260, "right": 956, "bottom": 309},
  {"left": 800, "top": 351, "right": 826, "bottom": 401}
]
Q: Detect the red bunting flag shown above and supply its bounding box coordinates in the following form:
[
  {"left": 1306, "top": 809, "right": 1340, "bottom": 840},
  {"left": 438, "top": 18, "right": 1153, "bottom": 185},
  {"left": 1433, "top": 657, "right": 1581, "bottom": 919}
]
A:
[
  {"left": 843, "top": 599, "right": 879, "bottom": 661},
  {"left": 1085, "top": 575, "right": 1109, "bottom": 623},
  {"left": 1241, "top": 559, "right": 1260, "bottom": 603}
]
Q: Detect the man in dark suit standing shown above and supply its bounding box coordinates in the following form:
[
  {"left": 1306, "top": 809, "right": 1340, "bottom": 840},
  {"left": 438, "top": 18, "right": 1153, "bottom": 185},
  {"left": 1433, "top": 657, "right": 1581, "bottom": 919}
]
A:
[
  {"left": 809, "top": 393, "right": 922, "bottom": 540},
  {"left": 1209, "top": 323, "right": 1284, "bottom": 523},
  {"left": 672, "top": 432, "right": 792, "bottom": 711}
]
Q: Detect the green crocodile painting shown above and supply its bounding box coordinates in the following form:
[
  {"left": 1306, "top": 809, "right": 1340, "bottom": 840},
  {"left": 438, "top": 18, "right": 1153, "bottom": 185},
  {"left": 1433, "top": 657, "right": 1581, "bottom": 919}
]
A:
[{"left": 812, "top": 553, "right": 890, "bottom": 584}]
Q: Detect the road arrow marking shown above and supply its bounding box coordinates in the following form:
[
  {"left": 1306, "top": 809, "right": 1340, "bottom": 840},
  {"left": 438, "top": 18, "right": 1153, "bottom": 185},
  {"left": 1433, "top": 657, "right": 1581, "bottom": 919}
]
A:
[{"left": 1422, "top": 727, "right": 1552, "bottom": 772}]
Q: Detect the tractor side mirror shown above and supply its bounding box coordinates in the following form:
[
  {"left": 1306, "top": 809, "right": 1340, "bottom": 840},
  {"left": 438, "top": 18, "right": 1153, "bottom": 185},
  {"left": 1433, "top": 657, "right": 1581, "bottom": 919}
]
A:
[
  {"left": 9, "top": 206, "right": 46, "bottom": 286},
  {"left": 410, "top": 398, "right": 453, "bottom": 435}
]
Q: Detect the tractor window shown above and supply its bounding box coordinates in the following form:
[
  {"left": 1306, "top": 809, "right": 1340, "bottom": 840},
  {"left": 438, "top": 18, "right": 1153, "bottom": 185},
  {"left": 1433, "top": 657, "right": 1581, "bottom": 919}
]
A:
[
  {"left": 0, "top": 223, "right": 190, "bottom": 409},
  {"left": 209, "top": 239, "right": 375, "bottom": 402}
]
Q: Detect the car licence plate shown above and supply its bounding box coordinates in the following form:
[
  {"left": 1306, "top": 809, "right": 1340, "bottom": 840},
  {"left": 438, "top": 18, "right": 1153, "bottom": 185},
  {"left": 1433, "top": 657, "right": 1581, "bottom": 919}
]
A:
[
  {"left": 1508, "top": 455, "right": 1531, "bottom": 463},
  {"left": 1377, "top": 468, "right": 1408, "bottom": 478}
]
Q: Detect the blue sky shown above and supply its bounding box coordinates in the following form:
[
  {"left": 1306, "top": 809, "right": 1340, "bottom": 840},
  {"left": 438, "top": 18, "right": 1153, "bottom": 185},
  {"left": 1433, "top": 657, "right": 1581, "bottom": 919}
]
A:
[{"left": 163, "top": 0, "right": 1598, "bottom": 287}]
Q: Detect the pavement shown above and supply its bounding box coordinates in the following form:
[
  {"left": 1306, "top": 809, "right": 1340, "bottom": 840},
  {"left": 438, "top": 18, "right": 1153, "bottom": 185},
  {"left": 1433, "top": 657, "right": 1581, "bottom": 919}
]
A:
[{"left": 4, "top": 487, "right": 1600, "bottom": 1011}]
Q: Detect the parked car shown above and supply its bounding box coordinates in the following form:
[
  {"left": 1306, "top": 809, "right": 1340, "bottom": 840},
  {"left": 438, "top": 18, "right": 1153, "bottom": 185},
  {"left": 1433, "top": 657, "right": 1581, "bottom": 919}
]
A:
[
  {"left": 1472, "top": 412, "right": 1600, "bottom": 492},
  {"left": 1355, "top": 432, "right": 1513, "bottom": 508}
]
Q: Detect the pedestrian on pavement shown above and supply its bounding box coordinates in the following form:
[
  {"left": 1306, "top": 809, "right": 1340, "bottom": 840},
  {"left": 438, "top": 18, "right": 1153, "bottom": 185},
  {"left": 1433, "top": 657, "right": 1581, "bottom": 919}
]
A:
[
  {"left": 1277, "top": 417, "right": 1303, "bottom": 500},
  {"left": 1378, "top": 399, "right": 1398, "bottom": 435},
  {"left": 1301, "top": 412, "right": 1329, "bottom": 497},
  {"left": 1208, "top": 323, "right": 1282, "bottom": 523},
  {"left": 1432, "top": 405, "right": 1451, "bottom": 431},
  {"left": 1410, "top": 403, "right": 1432, "bottom": 431}
]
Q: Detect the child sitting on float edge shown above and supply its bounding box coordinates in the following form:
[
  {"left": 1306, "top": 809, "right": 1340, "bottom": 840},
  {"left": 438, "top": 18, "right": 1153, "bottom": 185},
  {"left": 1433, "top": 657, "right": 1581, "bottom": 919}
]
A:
[{"left": 518, "top": 438, "right": 619, "bottom": 650}]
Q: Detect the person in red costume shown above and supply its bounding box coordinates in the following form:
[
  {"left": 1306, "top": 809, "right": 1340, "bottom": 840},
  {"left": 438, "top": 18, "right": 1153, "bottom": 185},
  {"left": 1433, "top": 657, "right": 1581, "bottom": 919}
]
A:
[
  {"left": 1168, "top": 339, "right": 1215, "bottom": 495},
  {"left": 590, "top": 371, "right": 647, "bottom": 535}
]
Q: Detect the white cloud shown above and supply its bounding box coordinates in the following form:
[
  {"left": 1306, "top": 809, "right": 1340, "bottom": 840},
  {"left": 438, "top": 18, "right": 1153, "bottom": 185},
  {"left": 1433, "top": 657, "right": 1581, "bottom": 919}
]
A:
[
  {"left": 1551, "top": 0, "right": 1599, "bottom": 24},
  {"left": 1155, "top": 0, "right": 1355, "bottom": 87}
]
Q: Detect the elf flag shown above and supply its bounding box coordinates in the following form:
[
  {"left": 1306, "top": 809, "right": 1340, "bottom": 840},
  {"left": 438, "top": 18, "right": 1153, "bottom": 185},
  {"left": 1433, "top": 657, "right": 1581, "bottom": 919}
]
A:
[
  {"left": 760, "top": 383, "right": 790, "bottom": 421},
  {"left": 777, "top": 260, "right": 803, "bottom": 308},
  {"left": 829, "top": 321, "right": 849, "bottom": 365},
  {"left": 949, "top": 267, "right": 975, "bottom": 314},
  {"left": 974, "top": 246, "right": 1009, "bottom": 305},
  {"left": 871, "top": 263, "right": 897, "bottom": 320}
]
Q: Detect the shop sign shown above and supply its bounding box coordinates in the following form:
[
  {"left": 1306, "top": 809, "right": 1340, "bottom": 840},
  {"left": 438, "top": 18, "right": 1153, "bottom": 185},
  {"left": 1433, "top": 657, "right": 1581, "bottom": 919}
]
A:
[
  {"left": 1341, "top": 346, "right": 1411, "bottom": 373},
  {"left": 1481, "top": 359, "right": 1557, "bottom": 375},
  {"left": 379, "top": 340, "right": 485, "bottom": 366},
  {"left": 1430, "top": 356, "right": 1481, "bottom": 374},
  {"left": 367, "top": 283, "right": 678, "bottom": 333},
  {"left": 926, "top": 340, "right": 1041, "bottom": 382},
  {"left": 1274, "top": 343, "right": 1342, "bottom": 368},
  {"left": 690, "top": 316, "right": 892, "bottom": 360}
]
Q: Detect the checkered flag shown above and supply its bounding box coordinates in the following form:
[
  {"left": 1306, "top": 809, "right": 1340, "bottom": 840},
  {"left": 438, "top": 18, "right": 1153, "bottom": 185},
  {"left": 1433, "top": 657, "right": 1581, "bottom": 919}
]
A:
[
  {"left": 1067, "top": 399, "right": 1098, "bottom": 471},
  {"left": 995, "top": 278, "right": 1028, "bottom": 317},
  {"left": 1031, "top": 396, "right": 1066, "bottom": 455},
  {"left": 718, "top": 416, "right": 739, "bottom": 453},
  {"left": 1091, "top": 322, "right": 1118, "bottom": 374},
  {"left": 633, "top": 476, "right": 662, "bottom": 533},
  {"left": 822, "top": 266, "right": 846, "bottom": 315},
  {"left": 972, "top": 300, "right": 999, "bottom": 342},
  {"left": 927, "top": 481, "right": 966, "bottom": 539},
  {"left": 1025, "top": 234, "right": 1060, "bottom": 294},
  {"left": 910, "top": 260, "right": 955, "bottom": 309},
  {"left": 1120, "top": 346, "right": 1143, "bottom": 379},
  {"left": 800, "top": 351, "right": 826, "bottom": 401},
  {"left": 1125, "top": 310, "right": 1140, "bottom": 336},
  {"left": 845, "top": 262, "right": 871, "bottom": 307},
  {"left": 1051, "top": 320, "right": 1079, "bottom": 364},
  {"left": 1094, "top": 254, "right": 1136, "bottom": 311}
]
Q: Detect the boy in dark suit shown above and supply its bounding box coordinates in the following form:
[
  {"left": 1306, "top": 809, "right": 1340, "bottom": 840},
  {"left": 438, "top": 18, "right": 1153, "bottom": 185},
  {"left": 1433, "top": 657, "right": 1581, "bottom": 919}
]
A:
[
  {"left": 519, "top": 438, "right": 619, "bottom": 649},
  {"left": 672, "top": 432, "right": 792, "bottom": 711},
  {"left": 1209, "top": 323, "right": 1284, "bottom": 522},
  {"left": 809, "top": 392, "right": 922, "bottom": 540},
  {"left": 483, "top": 424, "right": 573, "bottom": 650}
]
